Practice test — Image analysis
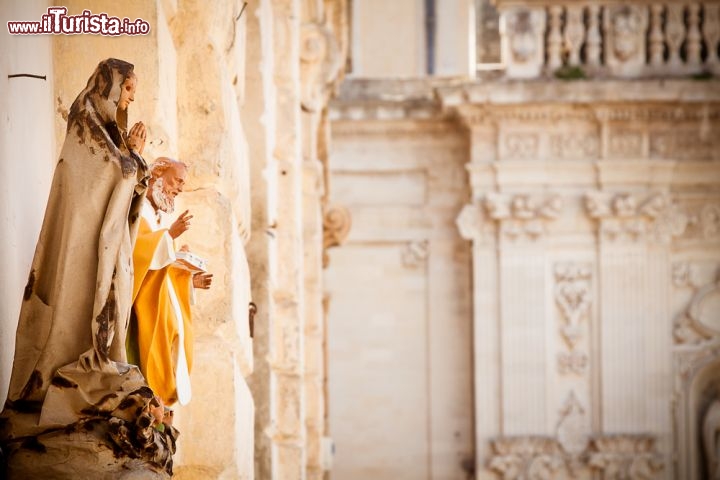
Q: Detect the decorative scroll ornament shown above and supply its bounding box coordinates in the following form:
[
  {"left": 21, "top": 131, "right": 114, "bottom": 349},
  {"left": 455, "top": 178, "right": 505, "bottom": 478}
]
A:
[
  {"left": 673, "top": 267, "right": 720, "bottom": 345},
  {"left": 322, "top": 205, "right": 351, "bottom": 268}
]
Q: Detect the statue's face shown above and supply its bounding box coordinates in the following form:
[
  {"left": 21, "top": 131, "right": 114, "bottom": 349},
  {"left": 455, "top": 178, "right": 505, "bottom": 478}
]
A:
[
  {"left": 162, "top": 164, "right": 187, "bottom": 200},
  {"left": 118, "top": 74, "right": 136, "bottom": 111},
  {"left": 150, "top": 163, "right": 187, "bottom": 214}
]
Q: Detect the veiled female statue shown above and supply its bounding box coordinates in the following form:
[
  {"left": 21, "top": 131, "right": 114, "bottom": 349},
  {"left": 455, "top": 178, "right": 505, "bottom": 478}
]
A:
[
  {"left": 1, "top": 59, "right": 177, "bottom": 477},
  {"left": 2, "top": 58, "right": 152, "bottom": 424}
]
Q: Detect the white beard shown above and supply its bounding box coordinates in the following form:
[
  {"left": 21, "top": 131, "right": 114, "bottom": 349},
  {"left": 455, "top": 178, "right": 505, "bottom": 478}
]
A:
[{"left": 151, "top": 177, "right": 175, "bottom": 214}]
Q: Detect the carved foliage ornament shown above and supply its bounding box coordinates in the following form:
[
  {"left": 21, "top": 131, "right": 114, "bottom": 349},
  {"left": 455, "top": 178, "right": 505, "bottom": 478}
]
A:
[
  {"left": 587, "top": 435, "right": 664, "bottom": 480},
  {"left": 485, "top": 193, "right": 563, "bottom": 241},
  {"left": 584, "top": 192, "right": 687, "bottom": 243},
  {"left": 489, "top": 437, "right": 566, "bottom": 480},
  {"left": 489, "top": 433, "right": 665, "bottom": 480},
  {"left": 554, "top": 263, "right": 591, "bottom": 350}
]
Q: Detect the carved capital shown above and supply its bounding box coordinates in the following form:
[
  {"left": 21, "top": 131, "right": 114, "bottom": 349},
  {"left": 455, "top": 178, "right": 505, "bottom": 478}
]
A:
[
  {"left": 584, "top": 191, "right": 687, "bottom": 244},
  {"left": 322, "top": 205, "right": 351, "bottom": 268},
  {"left": 484, "top": 193, "right": 563, "bottom": 242},
  {"left": 587, "top": 434, "right": 664, "bottom": 480},
  {"left": 489, "top": 436, "right": 566, "bottom": 480}
]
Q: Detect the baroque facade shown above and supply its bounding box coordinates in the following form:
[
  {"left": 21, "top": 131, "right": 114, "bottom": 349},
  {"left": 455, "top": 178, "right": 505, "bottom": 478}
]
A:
[{"left": 326, "top": 1, "right": 720, "bottom": 479}]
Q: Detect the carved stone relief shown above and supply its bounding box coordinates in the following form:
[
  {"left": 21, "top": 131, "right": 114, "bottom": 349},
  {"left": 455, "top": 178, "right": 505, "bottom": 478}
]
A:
[
  {"left": 402, "top": 240, "right": 429, "bottom": 268},
  {"left": 587, "top": 434, "right": 664, "bottom": 479},
  {"left": 500, "top": 8, "right": 547, "bottom": 78},
  {"left": 603, "top": 5, "right": 649, "bottom": 77},
  {"left": 585, "top": 192, "right": 688, "bottom": 244},
  {"left": 485, "top": 193, "right": 563, "bottom": 242},
  {"left": 607, "top": 129, "right": 644, "bottom": 158},
  {"left": 556, "top": 391, "right": 589, "bottom": 455},
  {"left": 557, "top": 351, "right": 589, "bottom": 376},
  {"left": 322, "top": 205, "right": 351, "bottom": 268},
  {"left": 673, "top": 266, "right": 720, "bottom": 345},
  {"left": 488, "top": 437, "right": 566, "bottom": 480},
  {"left": 501, "top": 132, "right": 540, "bottom": 160},
  {"left": 549, "top": 133, "right": 599, "bottom": 160},
  {"left": 554, "top": 263, "right": 592, "bottom": 349},
  {"left": 488, "top": 433, "right": 665, "bottom": 480},
  {"left": 649, "top": 127, "right": 720, "bottom": 161}
]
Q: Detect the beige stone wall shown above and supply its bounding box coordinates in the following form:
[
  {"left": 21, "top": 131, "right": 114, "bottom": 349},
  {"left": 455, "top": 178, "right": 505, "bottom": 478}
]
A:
[
  {"left": 326, "top": 110, "right": 476, "bottom": 479},
  {"left": 1, "top": 2, "right": 257, "bottom": 478},
  {"left": 0, "top": 0, "right": 55, "bottom": 406},
  {"left": 350, "top": 0, "right": 425, "bottom": 77}
]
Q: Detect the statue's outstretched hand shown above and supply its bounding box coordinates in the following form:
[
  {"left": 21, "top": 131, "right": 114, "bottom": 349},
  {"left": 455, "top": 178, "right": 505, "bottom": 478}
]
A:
[
  {"left": 193, "top": 272, "right": 213, "bottom": 289},
  {"left": 127, "top": 121, "right": 146, "bottom": 155},
  {"left": 169, "top": 210, "right": 192, "bottom": 239}
]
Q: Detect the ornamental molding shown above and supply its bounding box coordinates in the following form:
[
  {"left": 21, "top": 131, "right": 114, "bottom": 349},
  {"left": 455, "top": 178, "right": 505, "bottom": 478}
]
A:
[{"left": 451, "top": 102, "right": 720, "bottom": 128}]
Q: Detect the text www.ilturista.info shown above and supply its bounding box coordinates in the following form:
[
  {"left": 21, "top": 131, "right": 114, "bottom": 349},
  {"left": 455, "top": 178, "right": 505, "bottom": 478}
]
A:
[{"left": 7, "top": 7, "right": 150, "bottom": 35}]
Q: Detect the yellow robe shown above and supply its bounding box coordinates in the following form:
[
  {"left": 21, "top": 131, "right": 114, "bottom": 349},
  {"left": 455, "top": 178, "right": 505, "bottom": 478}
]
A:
[{"left": 131, "top": 212, "right": 194, "bottom": 406}]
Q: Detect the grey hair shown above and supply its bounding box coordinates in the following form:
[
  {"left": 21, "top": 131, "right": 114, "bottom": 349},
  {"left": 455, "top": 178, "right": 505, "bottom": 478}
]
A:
[{"left": 149, "top": 157, "right": 188, "bottom": 178}]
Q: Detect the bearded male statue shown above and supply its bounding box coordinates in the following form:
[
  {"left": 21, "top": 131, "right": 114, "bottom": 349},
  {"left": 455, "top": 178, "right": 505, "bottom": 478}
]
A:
[{"left": 130, "top": 158, "right": 213, "bottom": 408}]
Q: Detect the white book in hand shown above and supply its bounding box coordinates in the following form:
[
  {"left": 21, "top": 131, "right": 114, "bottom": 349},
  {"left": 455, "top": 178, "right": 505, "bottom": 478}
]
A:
[{"left": 174, "top": 251, "right": 208, "bottom": 273}]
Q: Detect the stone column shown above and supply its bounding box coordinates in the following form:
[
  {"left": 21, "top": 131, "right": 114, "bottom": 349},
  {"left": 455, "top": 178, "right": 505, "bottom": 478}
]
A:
[
  {"left": 585, "top": 191, "right": 675, "bottom": 476},
  {"left": 171, "top": 0, "right": 255, "bottom": 477},
  {"left": 244, "top": 0, "right": 280, "bottom": 479},
  {"left": 299, "top": 1, "right": 346, "bottom": 478},
  {"left": 270, "top": 0, "right": 307, "bottom": 478}
]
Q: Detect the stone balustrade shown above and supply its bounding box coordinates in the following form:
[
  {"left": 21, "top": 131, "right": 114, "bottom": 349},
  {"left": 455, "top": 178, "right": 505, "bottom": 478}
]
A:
[{"left": 494, "top": 0, "right": 720, "bottom": 78}]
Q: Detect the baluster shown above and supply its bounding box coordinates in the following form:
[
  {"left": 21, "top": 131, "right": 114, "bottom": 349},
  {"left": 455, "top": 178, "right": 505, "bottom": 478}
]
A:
[
  {"left": 649, "top": 4, "right": 665, "bottom": 67},
  {"left": 548, "top": 5, "right": 564, "bottom": 69},
  {"left": 704, "top": 3, "right": 720, "bottom": 67},
  {"left": 586, "top": 5, "right": 601, "bottom": 67},
  {"left": 665, "top": 4, "right": 686, "bottom": 68},
  {"left": 564, "top": 5, "right": 586, "bottom": 66},
  {"left": 687, "top": 3, "right": 702, "bottom": 67}
]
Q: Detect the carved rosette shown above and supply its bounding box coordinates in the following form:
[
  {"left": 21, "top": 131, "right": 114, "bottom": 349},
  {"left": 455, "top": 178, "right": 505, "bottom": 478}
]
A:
[
  {"left": 322, "top": 205, "right": 351, "bottom": 268},
  {"left": 587, "top": 434, "right": 664, "bottom": 480},
  {"left": 484, "top": 193, "right": 563, "bottom": 242},
  {"left": 584, "top": 192, "right": 688, "bottom": 244},
  {"left": 488, "top": 436, "right": 566, "bottom": 480}
]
